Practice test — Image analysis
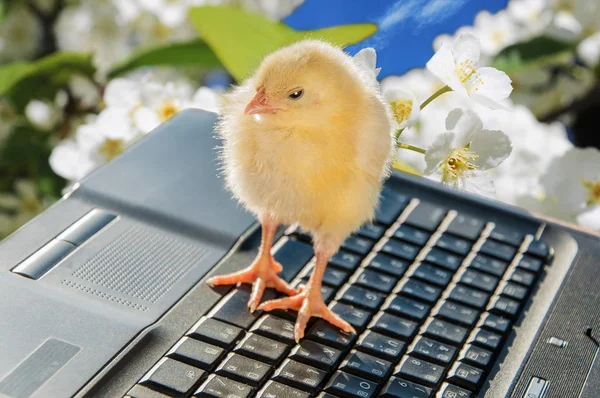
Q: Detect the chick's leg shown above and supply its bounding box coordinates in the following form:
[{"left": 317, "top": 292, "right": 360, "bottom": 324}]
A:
[
  {"left": 258, "top": 235, "right": 356, "bottom": 342},
  {"left": 206, "top": 214, "right": 297, "bottom": 312}
]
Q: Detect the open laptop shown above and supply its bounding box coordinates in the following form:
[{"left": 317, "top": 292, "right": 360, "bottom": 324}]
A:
[{"left": 1, "top": 108, "right": 599, "bottom": 398}]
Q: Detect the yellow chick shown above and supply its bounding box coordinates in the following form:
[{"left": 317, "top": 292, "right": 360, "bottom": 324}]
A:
[{"left": 207, "top": 39, "right": 394, "bottom": 341}]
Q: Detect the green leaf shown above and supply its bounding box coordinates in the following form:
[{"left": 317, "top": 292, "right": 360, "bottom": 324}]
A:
[
  {"left": 492, "top": 36, "right": 575, "bottom": 75},
  {"left": 108, "top": 38, "right": 222, "bottom": 78},
  {"left": 189, "top": 5, "right": 377, "bottom": 82},
  {"left": 0, "top": 52, "right": 95, "bottom": 110}
]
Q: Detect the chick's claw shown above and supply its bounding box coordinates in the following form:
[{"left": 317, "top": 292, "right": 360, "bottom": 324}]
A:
[
  {"left": 258, "top": 288, "right": 356, "bottom": 342},
  {"left": 206, "top": 257, "right": 296, "bottom": 313}
]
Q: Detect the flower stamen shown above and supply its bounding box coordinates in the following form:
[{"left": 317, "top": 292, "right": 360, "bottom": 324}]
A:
[
  {"left": 582, "top": 179, "right": 600, "bottom": 205},
  {"left": 157, "top": 100, "right": 180, "bottom": 122},
  {"left": 99, "top": 138, "right": 124, "bottom": 161},
  {"left": 390, "top": 100, "right": 413, "bottom": 125},
  {"left": 440, "top": 147, "right": 479, "bottom": 182}
]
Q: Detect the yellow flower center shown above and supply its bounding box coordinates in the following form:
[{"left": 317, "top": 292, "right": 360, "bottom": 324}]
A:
[
  {"left": 582, "top": 180, "right": 600, "bottom": 205},
  {"left": 157, "top": 101, "right": 180, "bottom": 122},
  {"left": 440, "top": 147, "right": 479, "bottom": 182},
  {"left": 152, "top": 23, "right": 172, "bottom": 40},
  {"left": 390, "top": 100, "right": 413, "bottom": 125},
  {"left": 99, "top": 138, "right": 124, "bottom": 161},
  {"left": 492, "top": 30, "right": 505, "bottom": 45},
  {"left": 455, "top": 59, "right": 478, "bottom": 83}
]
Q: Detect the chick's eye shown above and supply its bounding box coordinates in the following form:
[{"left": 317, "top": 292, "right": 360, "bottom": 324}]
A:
[{"left": 288, "top": 89, "right": 304, "bottom": 100}]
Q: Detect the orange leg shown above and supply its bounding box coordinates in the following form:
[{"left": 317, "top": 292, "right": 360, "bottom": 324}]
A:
[
  {"left": 258, "top": 235, "right": 356, "bottom": 342},
  {"left": 206, "top": 215, "right": 297, "bottom": 312}
]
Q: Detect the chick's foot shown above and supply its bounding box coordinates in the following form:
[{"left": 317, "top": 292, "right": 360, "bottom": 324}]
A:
[
  {"left": 258, "top": 284, "right": 356, "bottom": 342},
  {"left": 206, "top": 255, "right": 296, "bottom": 312}
]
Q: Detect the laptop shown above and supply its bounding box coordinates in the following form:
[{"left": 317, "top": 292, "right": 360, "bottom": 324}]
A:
[{"left": 1, "top": 107, "right": 599, "bottom": 398}]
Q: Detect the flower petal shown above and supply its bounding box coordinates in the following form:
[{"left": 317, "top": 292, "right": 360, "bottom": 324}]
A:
[
  {"left": 192, "top": 87, "right": 220, "bottom": 113},
  {"left": 445, "top": 108, "right": 482, "bottom": 147},
  {"left": 424, "top": 132, "right": 455, "bottom": 175},
  {"left": 576, "top": 206, "right": 600, "bottom": 231},
  {"left": 104, "top": 78, "right": 140, "bottom": 108},
  {"left": 452, "top": 32, "right": 481, "bottom": 65},
  {"left": 134, "top": 107, "right": 161, "bottom": 134},
  {"left": 459, "top": 170, "right": 496, "bottom": 197},
  {"left": 466, "top": 67, "right": 513, "bottom": 109},
  {"left": 49, "top": 140, "right": 97, "bottom": 181},
  {"left": 470, "top": 129, "right": 512, "bottom": 170},
  {"left": 353, "top": 47, "right": 377, "bottom": 72},
  {"left": 384, "top": 87, "right": 420, "bottom": 128},
  {"left": 426, "top": 40, "right": 466, "bottom": 95}
]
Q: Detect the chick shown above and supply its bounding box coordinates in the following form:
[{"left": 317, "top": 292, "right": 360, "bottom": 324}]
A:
[{"left": 207, "top": 40, "right": 394, "bottom": 341}]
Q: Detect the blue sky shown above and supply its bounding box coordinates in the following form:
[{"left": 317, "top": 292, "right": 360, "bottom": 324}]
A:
[{"left": 284, "top": 0, "right": 509, "bottom": 79}]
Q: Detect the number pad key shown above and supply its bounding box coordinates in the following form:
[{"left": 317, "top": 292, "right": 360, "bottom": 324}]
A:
[
  {"left": 425, "top": 248, "right": 463, "bottom": 271},
  {"left": 380, "top": 377, "right": 432, "bottom": 398},
  {"left": 357, "top": 331, "right": 406, "bottom": 360},
  {"left": 447, "top": 362, "right": 485, "bottom": 391},
  {"left": 480, "top": 313, "right": 511, "bottom": 334},
  {"left": 216, "top": 353, "right": 271, "bottom": 387},
  {"left": 435, "top": 234, "right": 472, "bottom": 255},
  {"left": 273, "top": 359, "right": 327, "bottom": 391},
  {"left": 289, "top": 340, "right": 342, "bottom": 371},
  {"left": 325, "top": 371, "right": 379, "bottom": 398},
  {"left": 489, "top": 296, "right": 520, "bottom": 319},
  {"left": 381, "top": 239, "right": 421, "bottom": 261},
  {"left": 423, "top": 319, "right": 469, "bottom": 345},
  {"left": 509, "top": 269, "right": 536, "bottom": 287},
  {"left": 340, "top": 350, "right": 392, "bottom": 382},
  {"left": 439, "top": 383, "right": 472, "bottom": 398},
  {"left": 470, "top": 255, "right": 508, "bottom": 277},
  {"left": 445, "top": 214, "right": 484, "bottom": 241},
  {"left": 357, "top": 223, "right": 386, "bottom": 241},
  {"left": 404, "top": 201, "right": 447, "bottom": 231},
  {"left": 460, "top": 269, "right": 498, "bottom": 293},
  {"left": 501, "top": 282, "right": 528, "bottom": 301},
  {"left": 460, "top": 345, "right": 493, "bottom": 369},
  {"left": 196, "top": 374, "right": 253, "bottom": 398},
  {"left": 448, "top": 285, "right": 489, "bottom": 309},
  {"left": 409, "top": 336, "right": 456, "bottom": 365},
  {"left": 396, "top": 356, "right": 445, "bottom": 388},
  {"left": 480, "top": 239, "right": 517, "bottom": 262},
  {"left": 436, "top": 301, "right": 479, "bottom": 327},
  {"left": 400, "top": 279, "right": 442, "bottom": 304},
  {"left": 470, "top": 328, "right": 502, "bottom": 351},
  {"left": 342, "top": 235, "right": 375, "bottom": 256}
]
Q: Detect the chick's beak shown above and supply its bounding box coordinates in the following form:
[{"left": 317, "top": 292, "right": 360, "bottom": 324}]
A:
[{"left": 244, "top": 88, "right": 280, "bottom": 115}]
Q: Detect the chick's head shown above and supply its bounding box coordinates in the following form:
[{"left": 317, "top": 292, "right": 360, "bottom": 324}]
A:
[{"left": 243, "top": 40, "right": 368, "bottom": 133}]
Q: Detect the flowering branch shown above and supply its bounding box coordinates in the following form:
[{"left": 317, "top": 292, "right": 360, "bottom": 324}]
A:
[
  {"left": 420, "top": 85, "right": 451, "bottom": 110},
  {"left": 397, "top": 142, "right": 427, "bottom": 154}
]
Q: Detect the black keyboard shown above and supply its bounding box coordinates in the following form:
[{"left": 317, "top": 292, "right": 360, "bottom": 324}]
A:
[{"left": 125, "top": 188, "right": 553, "bottom": 398}]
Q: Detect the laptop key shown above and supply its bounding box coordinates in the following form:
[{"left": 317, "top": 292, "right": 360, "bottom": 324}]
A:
[
  {"left": 470, "top": 328, "right": 502, "bottom": 351},
  {"left": 188, "top": 318, "right": 243, "bottom": 350},
  {"left": 396, "top": 356, "right": 445, "bottom": 388},
  {"left": 425, "top": 248, "right": 463, "bottom": 271},
  {"left": 393, "top": 224, "right": 431, "bottom": 246},
  {"left": 330, "top": 302, "right": 372, "bottom": 331},
  {"left": 234, "top": 333, "right": 288, "bottom": 365},
  {"left": 384, "top": 295, "right": 430, "bottom": 321},
  {"left": 379, "top": 377, "right": 432, "bottom": 398},
  {"left": 370, "top": 312, "right": 419, "bottom": 340},
  {"left": 273, "top": 239, "right": 315, "bottom": 282},
  {"left": 342, "top": 235, "right": 375, "bottom": 256},
  {"left": 480, "top": 240, "right": 517, "bottom": 262},
  {"left": 460, "top": 269, "right": 499, "bottom": 293},
  {"left": 215, "top": 353, "right": 271, "bottom": 387},
  {"left": 365, "top": 254, "right": 409, "bottom": 278},
  {"left": 489, "top": 225, "right": 524, "bottom": 247},
  {"left": 273, "top": 359, "right": 327, "bottom": 391},
  {"left": 167, "top": 337, "right": 225, "bottom": 371},
  {"left": 501, "top": 282, "right": 529, "bottom": 301},
  {"left": 195, "top": 374, "right": 253, "bottom": 398},
  {"left": 357, "top": 223, "right": 386, "bottom": 240},
  {"left": 518, "top": 255, "right": 543, "bottom": 273},
  {"left": 460, "top": 345, "right": 493, "bottom": 370},
  {"left": 354, "top": 269, "right": 398, "bottom": 293},
  {"left": 330, "top": 250, "right": 362, "bottom": 272},
  {"left": 339, "top": 285, "right": 385, "bottom": 310},
  {"left": 438, "top": 383, "right": 472, "bottom": 398},
  {"left": 435, "top": 234, "right": 472, "bottom": 256},
  {"left": 526, "top": 239, "right": 551, "bottom": 259},
  {"left": 423, "top": 319, "right": 469, "bottom": 346},
  {"left": 445, "top": 214, "right": 485, "bottom": 241},
  {"left": 470, "top": 255, "right": 508, "bottom": 277},
  {"left": 251, "top": 315, "right": 296, "bottom": 345},
  {"left": 404, "top": 201, "right": 447, "bottom": 231},
  {"left": 447, "top": 362, "right": 485, "bottom": 391},
  {"left": 399, "top": 279, "right": 442, "bottom": 304},
  {"left": 436, "top": 301, "right": 479, "bottom": 327},
  {"left": 325, "top": 371, "right": 379, "bottom": 398},
  {"left": 448, "top": 285, "right": 489, "bottom": 309},
  {"left": 257, "top": 381, "right": 310, "bottom": 398},
  {"left": 480, "top": 313, "right": 511, "bottom": 334},
  {"left": 212, "top": 285, "right": 276, "bottom": 329},
  {"left": 409, "top": 336, "right": 456, "bottom": 366},
  {"left": 307, "top": 319, "right": 356, "bottom": 350},
  {"left": 489, "top": 296, "right": 521, "bottom": 319},
  {"left": 357, "top": 330, "right": 406, "bottom": 360},
  {"left": 375, "top": 188, "right": 409, "bottom": 225},
  {"left": 381, "top": 239, "right": 420, "bottom": 261},
  {"left": 509, "top": 269, "right": 536, "bottom": 287},
  {"left": 140, "top": 358, "right": 205, "bottom": 397},
  {"left": 412, "top": 263, "right": 453, "bottom": 287},
  {"left": 308, "top": 267, "right": 348, "bottom": 288},
  {"left": 127, "top": 385, "right": 172, "bottom": 398},
  {"left": 289, "top": 340, "right": 342, "bottom": 371},
  {"left": 340, "top": 350, "right": 392, "bottom": 382}
]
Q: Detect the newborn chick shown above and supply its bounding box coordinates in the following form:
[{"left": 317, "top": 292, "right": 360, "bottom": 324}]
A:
[{"left": 207, "top": 39, "right": 393, "bottom": 341}]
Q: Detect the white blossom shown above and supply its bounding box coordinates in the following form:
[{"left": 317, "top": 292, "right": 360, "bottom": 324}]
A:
[
  {"left": 0, "top": 5, "right": 42, "bottom": 62},
  {"left": 384, "top": 88, "right": 420, "bottom": 130},
  {"left": 426, "top": 33, "right": 513, "bottom": 109},
  {"left": 25, "top": 100, "right": 62, "bottom": 131},
  {"left": 238, "top": 0, "right": 304, "bottom": 20},
  {"left": 423, "top": 108, "right": 512, "bottom": 197},
  {"left": 473, "top": 10, "right": 521, "bottom": 57},
  {"left": 577, "top": 31, "right": 600, "bottom": 67}
]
